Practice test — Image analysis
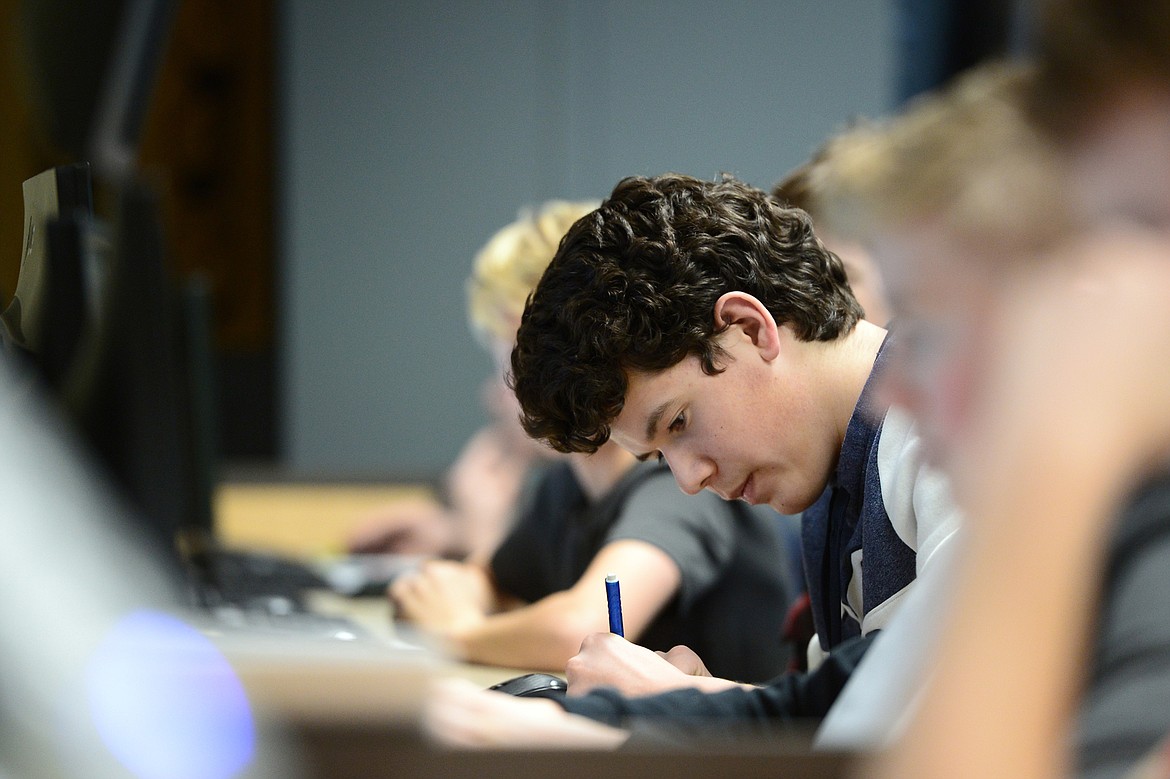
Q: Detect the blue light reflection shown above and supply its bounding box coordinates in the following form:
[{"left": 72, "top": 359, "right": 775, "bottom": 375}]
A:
[{"left": 84, "top": 610, "right": 255, "bottom": 779}]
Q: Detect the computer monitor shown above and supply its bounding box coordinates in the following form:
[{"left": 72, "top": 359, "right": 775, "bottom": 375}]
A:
[
  {"left": 1, "top": 163, "right": 95, "bottom": 381},
  {"left": 60, "top": 178, "right": 334, "bottom": 612},
  {"left": 35, "top": 214, "right": 93, "bottom": 390},
  {"left": 19, "top": 0, "right": 311, "bottom": 607},
  {"left": 6, "top": 0, "right": 175, "bottom": 383},
  {"left": 62, "top": 179, "right": 203, "bottom": 573},
  {"left": 13, "top": 0, "right": 199, "bottom": 566}
]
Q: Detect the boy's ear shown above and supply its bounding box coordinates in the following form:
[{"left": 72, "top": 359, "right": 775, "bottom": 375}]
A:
[{"left": 713, "top": 292, "right": 781, "bottom": 360}]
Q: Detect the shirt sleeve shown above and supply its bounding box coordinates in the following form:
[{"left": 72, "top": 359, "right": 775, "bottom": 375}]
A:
[
  {"left": 603, "top": 468, "right": 737, "bottom": 613},
  {"left": 1075, "top": 473, "right": 1170, "bottom": 779},
  {"left": 559, "top": 634, "right": 875, "bottom": 738}
]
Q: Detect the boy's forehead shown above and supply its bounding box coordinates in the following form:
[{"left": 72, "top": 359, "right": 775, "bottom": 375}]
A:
[
  {"left": 620, "top": 363, "right": 682, "bottom": 411},
  {"left": 622, "top": 354, "right": 707, "bottom": 398}
]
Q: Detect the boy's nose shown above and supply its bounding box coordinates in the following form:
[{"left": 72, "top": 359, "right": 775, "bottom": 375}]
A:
[{"left": 664, "top": 450, "right": 713, "bottom": 496}]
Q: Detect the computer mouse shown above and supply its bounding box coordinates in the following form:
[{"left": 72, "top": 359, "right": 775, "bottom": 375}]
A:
[{"left": 487, "top": 672, "right": 568, "bottom": 700}]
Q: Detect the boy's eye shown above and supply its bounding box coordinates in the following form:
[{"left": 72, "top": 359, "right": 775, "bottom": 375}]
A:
[{"left": 668, "top": 412, "right": 686, "bottom": 433}]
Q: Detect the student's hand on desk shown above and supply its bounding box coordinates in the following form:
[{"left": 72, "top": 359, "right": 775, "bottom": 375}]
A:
[
  {"left": 389, "top": 560, "right": 495, "bottom": 638},
  {"left": 345, "top": 496, "right": 456, "bottom": 555},
  {"left": 424, "top": 678, "right": 629, "bottom": 750},
  {"left": 565, "top": 632, "right": 738, "bottom": 697}
]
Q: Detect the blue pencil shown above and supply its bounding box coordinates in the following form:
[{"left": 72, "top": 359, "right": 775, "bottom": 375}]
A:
[{"left": 605, "top": 574, "right": 624, "bottom": 637}]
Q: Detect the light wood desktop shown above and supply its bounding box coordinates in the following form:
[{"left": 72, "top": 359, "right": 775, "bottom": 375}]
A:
[{"left": 214, "top": 480, "right": 431, "bottom": 558}]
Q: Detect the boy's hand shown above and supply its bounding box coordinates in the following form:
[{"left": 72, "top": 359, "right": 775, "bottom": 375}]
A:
[
  {"left": 345, "top": 496, "right": 455, "bottom": 555},
  {"left": 565, "top": 633, "right": 739, "bottom": 697},
  {"left": 389, "top": 560, "right": 494, "bottom": 638}
]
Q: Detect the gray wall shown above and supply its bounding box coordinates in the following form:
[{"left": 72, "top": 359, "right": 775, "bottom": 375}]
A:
[{"left": 280, "top": 1, "right": 895, "bottom": 480}]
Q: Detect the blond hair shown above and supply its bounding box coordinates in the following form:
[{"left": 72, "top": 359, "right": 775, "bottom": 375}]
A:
[
  {"left": 467, "top": 200, "right": 599, "bottom": 346},
  {"left": 771, "top": 122, "right": 878, "bottom": 237},
  {"left": 819, "top": 61, "right": 1073, "bottom": 259}
]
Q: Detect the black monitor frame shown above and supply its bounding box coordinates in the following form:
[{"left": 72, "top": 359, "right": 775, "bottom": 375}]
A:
[{"left": 2, "top": 163, "right": 94, "bottom": 367}]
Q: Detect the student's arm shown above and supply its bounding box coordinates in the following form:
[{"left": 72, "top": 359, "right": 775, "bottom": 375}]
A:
[
  {"left": 869, "top": 421, "right": 1122, "bottom": 779},
  {"left": 563, "top": 634, "right": 874, "bottom": 729},
  {"left": 423, "top": 637, "right": 876, "bottom": 750},
  {"left": 392, "top": 539, "right": 681, "bottom": 671},
  {"left": 424, "top": 678, "right": 631, "bottom": 750}
]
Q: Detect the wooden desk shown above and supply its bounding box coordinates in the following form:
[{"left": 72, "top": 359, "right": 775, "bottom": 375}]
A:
[{"left": 215, "top": 480, "right": 434, "bottom": 558}]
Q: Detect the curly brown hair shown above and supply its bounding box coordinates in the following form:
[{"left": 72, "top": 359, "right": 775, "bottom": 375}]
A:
[{"left": 509, "top": 173, "right": 862, "bottom": 454}]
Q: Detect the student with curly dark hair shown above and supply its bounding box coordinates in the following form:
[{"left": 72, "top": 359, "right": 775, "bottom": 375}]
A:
[
  {"left": 420, "top": 173, "right": 962, "bottom": 744},
  {"left": 511, "top": 174, "right": 862, "bottom": 459}
]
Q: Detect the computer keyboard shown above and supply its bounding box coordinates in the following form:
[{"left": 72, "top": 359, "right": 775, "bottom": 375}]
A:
[
  {"left": 185, "top": 547, "right": 418, "bottom": 648},
  {"left": 196, "top": 547, "right": 329, "bottom": 611},
  {"left": 207, "top": 602, "right": 373, "bottom": 643}
]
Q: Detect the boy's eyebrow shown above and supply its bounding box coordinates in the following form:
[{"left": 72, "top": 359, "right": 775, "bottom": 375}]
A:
[{"left": 644, "top": 400, "right": 673, "bottom": 443}]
